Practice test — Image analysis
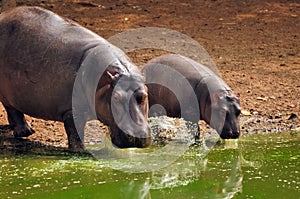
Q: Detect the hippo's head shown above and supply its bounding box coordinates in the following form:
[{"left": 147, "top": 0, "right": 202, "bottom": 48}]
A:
[
  {"left": 95, "top": 70, "right": 151, "bottom": 148},
  {"left": 208, "top": 91, "right": 241, "bottom": 139}
]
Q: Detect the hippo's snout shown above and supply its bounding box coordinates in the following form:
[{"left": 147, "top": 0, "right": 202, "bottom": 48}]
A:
[
  {"left": 110, "top": 125, "right": 152, "bottom": 148},
  {"left": 220, "top": 130, "right": 240, "bottom": 139},
  {"left": 219, "top": 120, "right": 241, "bottom": 139},
  {"left": 136, "top": 126, "right": 152, "bottom": 147},
  {"left": 125, "top": 125, "right": 152, "bottom": 148}
]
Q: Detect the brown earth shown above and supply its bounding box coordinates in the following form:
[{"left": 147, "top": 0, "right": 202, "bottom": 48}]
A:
[{"left": 0, "top": 0, "right": 299, "bottom": 152}]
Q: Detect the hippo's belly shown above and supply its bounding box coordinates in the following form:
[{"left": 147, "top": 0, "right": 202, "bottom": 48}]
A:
[{"left": 0, "top": 60, "right": 76, "bottom": 121}]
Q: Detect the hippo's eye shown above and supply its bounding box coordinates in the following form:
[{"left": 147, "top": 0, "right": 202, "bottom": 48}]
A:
[
  {"left": 235, "top": 108, "right": 241, "bottom": 116},
  {"left": 134, "top": 91, "right": 147, "bottom": 104},
  {"left": 135, "top": 93, "right": 143, "bottom": 104}
]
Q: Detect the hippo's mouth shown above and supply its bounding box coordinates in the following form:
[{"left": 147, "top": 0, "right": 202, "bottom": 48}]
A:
[
  {"left": 109, "top": 125, "right": 152, "bottom": 148},
  {"left": 111, "top": 133, "right": 151, "bottom": 148},
  {"left": 219, "top": 129, "right": 240, "bottom": 139}
]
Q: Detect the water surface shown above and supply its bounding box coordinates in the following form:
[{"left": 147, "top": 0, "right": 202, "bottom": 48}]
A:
[{"left": 0, "top": 132, "right": 299, "bottom": 199}]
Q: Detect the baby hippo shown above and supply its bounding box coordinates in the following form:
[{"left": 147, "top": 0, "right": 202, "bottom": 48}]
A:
[{"left": 142, "top": 54, "right": 241, "bottom": 139}]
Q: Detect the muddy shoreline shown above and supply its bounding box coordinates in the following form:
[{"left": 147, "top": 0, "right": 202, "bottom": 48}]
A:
[{"left": 0, "top": 0, "right": 299, "bottom": 152}]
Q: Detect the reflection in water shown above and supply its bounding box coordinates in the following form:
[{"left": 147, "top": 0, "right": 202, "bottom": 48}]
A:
[
  {"left": 116, "top": 146, "right": 246, "bottom": 199},
  {"left": 0, "top": 148, "right": 245, "bottom": 198},
  {"left": 121, "top": 180, "right": 151, "bottom": 199},
  {"left": 119, "top": 138, "right": 270, "bottom": 199},
  {"left": 150, "top": 158, "right": 206, "bottom": 190},
  {"left": 215, "top": 155, "right": 243, "bottom": 199},
  {"left": 1, "top": 133, "right": 299, "bottom": 198},
  {"left": 120, "top": 157, "right": 206, "bottom": 199}
]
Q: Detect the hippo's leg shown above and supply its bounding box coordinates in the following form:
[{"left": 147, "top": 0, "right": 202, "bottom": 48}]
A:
[
  {"left": 4, "top": 105, "right": 35, "bottom": 137},
  {"left": 195, "top": 125, "right": 201, "bottom": 142},
  {"left": 195, "top": 124, "right": 208, "bottom": 149},
  {"left": 63, "top": 111, "right": 85, "bottom": 152}
]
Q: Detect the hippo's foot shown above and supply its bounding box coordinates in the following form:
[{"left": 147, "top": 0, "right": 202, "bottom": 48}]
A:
[
  {"left": 3, "top": 105, "right": 35, "bottom": 138},
  {"left": 63, "top": 111, "right": 85, "bottom": 152},
  {"left": 13, "top": 124, "right": 35, "bottom": 138},
  {"left": 68, "top": 135, "right": 85, "bottom": 153}
]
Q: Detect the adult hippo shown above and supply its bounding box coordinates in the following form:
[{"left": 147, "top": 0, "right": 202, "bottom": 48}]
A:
[
  {"left": 0, "top": 6, "right": 151, "bottom": 152},
  {"left": 142, "top": 54, "right": 241, "bottom": 140}
]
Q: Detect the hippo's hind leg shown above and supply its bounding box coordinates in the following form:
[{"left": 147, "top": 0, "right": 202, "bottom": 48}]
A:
[
  {"left": 63, "top": 111, "right": 85, "bottom": 152},
  {"left": 4, "top": 105, "right": 35, "bottom": 137}
]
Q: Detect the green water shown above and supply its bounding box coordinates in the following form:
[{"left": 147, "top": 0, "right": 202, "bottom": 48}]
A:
[{"left": 0, "top": 132, "right": 299, "bottom": 199}]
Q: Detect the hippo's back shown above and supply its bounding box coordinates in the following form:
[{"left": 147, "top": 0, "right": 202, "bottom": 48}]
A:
[
  {"left": 147, "top": 54, "right": 216, "bottom": 87},
  {"left": 0, "top": 6, "right": 106, "bottom": 121},
  {"left": 146, "top": 54, "right": 230, "bottom": 92}
]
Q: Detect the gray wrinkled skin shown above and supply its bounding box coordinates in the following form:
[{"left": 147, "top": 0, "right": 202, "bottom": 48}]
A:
[
  {"left": 0, "top": 6, "right": 151, "bottom": 151},
  {"left": 142, "top": 54, "right": 241, "bottom": 139}
]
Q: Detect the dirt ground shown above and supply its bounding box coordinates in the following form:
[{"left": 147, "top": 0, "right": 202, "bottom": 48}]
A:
[{"left": 0, "top": 0, "right": 299, "bottom": 152}]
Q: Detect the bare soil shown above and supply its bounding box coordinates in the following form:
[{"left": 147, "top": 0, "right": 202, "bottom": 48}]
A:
[{"left": 0, "top": 0, "right": 299, "bottom": 152}]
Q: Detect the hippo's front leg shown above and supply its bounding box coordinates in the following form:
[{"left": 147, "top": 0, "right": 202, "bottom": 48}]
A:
[
  {"left": 4, "top": 105, "right": 35, "bottom": 137},
  {"left": 195, "top": 125, "right": 201, "bottom": 142},
  {"left": 63, "top": 111, "right": 85, "bottom": 152}
]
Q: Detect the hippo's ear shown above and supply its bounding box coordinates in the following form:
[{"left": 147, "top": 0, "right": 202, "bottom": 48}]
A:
[
  {"left": 142, "top": 86, "right": 149, "bottom": 118},
  {"left": 106, "top": 71, "right": 120, "bottom": 84},
  {"left": 144, "top": 85, "right": 148, "bottom": 93}
]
